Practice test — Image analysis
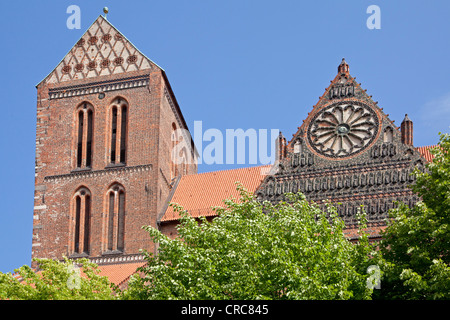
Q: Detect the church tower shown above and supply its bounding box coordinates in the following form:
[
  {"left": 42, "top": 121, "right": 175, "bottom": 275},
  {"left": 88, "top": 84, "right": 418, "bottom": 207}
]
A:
[{"left": 32, "top": 15, "right": 197, "bottom": 266}]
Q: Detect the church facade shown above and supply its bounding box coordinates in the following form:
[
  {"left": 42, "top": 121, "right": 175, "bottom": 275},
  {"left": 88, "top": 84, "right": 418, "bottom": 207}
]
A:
[
  {"left": 255, "top": 59, "right": 424, "bottom": 230},
  {"left": 32, "top": 16, "right": 433, "bottom": 285}
]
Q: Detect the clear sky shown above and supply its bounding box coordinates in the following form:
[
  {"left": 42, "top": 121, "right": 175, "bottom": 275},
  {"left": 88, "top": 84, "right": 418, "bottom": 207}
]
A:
[{"left": 0, "top": 0, "right": 449, "bottom": 273}]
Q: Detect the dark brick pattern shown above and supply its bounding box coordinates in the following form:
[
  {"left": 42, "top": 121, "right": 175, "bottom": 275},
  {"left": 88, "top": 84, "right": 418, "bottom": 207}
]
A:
[{"left": 257, "top": 60, "right": 425, "bottom": 227}]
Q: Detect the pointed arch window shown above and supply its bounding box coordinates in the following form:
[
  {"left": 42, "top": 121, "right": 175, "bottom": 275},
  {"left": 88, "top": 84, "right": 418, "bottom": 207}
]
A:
[
  {"left": 75, "top": 103, "right": 94, "bottom": 169},
  {"left": 170, "top": 122, "right": 190, "bottom": 177},
  {"left": 383, "top": 126, "right": 394, "bottom": 143},
  {"left": 180, "top": 148, "right": 188, "bottom": 176},
  {"left": 109, "top": 98, "right": 128, "bottom": 166},
  {"left": 171, "top": 123, "right": 178, "bottom": 178},
  {"left": 70, "top": 187, "right": 91, "bottom": 255},
  {"left": 103, "top": 184, "right": 126, "bottom": 253},
  {"left": 294, "top": 140, "right": 302, "bottom": 154}
]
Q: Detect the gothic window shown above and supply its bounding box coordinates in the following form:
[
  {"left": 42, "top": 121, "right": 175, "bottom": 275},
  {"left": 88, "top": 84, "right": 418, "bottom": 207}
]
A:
[
  {"left": 180, "top": 148, "right": 188, "bottom": 176},
  {"left": 171, "top": 123, "right": 178, "bottom": 178},
  {"left": 109, "top": 97, "right": 128, "bottom": 165},
  {"left": 294, "top": 140, "right": 302, "bottom": 154},
  {"left": 110, "top": 106, "right": 117, "bottom": 163},
  {"left": 71, "top": 187, "right": 91, "bottom": 255},
  {"left": 383, "top": 127, "right": 394, "bottom": 143},
  {"left": 75, "top": 103, "right": 94, "bottom": 169},
  {"left": 307, "top": 102, "right": 379, "bottom": 159},
  {"left": 77, "top": 111, "right": 83, "bottom": 167},
  {"left": 120, "top": 104, "right": 127, "bottom": 163},
  {"left": 292, "top": 154, "right": 299, "bottom": 167},
  {"left": 170, "top": 122, "right": 190, "bottom": 177},
  {"left": 86, "top": 109, "right": 93, "bottom": 167},
  {"left": 103, "top": 183, "right": 125, "bottom": 253}
]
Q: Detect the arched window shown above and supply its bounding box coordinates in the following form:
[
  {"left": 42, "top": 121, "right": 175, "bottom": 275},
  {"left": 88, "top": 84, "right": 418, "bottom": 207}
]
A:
[
  {"left": 383, "top": 127, "right": 393, "bottom": 143},
  {"left": 75, "top": 103, "right": 94, "bottom": 169},
  {"left": 109, "top": 98, "right": 128, "bottom": 165},
  {"left": 103, "top": 183, "right": 125, "bottom": 252},
  {"left": 171, "top": 123, "right": 178, "bottom": 178},
  {"left": 294, "top": 140, "right": 302, "bottom": 154},
  {"left": 110, "top": 106, "right": 117, "bottom": 163},
  {"left": 70, "top": 187, "right": 91, "bottom": 255},
  {"left": 180, "top": 147, "right": 188, "bottom": 176}
]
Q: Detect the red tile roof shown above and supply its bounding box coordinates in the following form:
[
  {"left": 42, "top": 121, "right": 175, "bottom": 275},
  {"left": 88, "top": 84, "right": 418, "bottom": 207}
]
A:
[
  {"left": 161, "top": 165, "right": 271, "bottom": 222},
  {"left": 96, "top": 262, "right": 145, "bottom": 287},
  {"left": 344, "top": 225, "right": 386, "bottom": 240},
  {"left": 161, "top": 144, "right": 436, "bottom": 223},
  {"left": 12, "top": 261, "right": 146, "bottom": 291},
  {"left": 416, "top": 145, "right": 437, "bottom": 163}
]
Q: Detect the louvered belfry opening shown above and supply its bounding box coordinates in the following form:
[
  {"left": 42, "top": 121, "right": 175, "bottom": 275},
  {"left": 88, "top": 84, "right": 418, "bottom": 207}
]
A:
[
  {"left": 75, "top": 103, "right": 94, "bottom": 169},
  {"left": 109, "top": 98, "right": 128, "bottom": 166},
  {"left": 104, "top": 184, "right": 126, "bottom": 253},
  {"left": 71, "top": 187, "right": 91, "bottom": 255}
]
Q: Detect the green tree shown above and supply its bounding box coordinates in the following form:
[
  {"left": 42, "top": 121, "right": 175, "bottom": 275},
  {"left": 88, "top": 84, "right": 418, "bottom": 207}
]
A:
[
  {"left": 0, "top": 257, "right": 117, "bottom": 300},
  {"left": 377, "top": 133, "right": 450, "bottom": 299},
  {"left": 123, "top": 186, "right": 377, "bottom": 300}
]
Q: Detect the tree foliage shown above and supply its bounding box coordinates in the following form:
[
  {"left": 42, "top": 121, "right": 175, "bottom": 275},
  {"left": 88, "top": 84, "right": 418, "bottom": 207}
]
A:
[
  {"left": 377, "top": 133, "right": 450, "bottom": 299},
  {"left": 0, "top": 257, "right": 117, "bottom": 300},
  {"left": 123, "top": 186, "right": 377, "bottom": 300},
  {"left": 5, "top": 135, "right": 448, "bottom": 300}
]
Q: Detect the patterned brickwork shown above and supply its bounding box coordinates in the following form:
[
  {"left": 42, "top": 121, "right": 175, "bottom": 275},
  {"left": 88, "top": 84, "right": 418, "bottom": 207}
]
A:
[
  {"left": 40, "top": 16, "right": 156, "bottom": 85},
  {"left": 256, "top": 59, "right": 426, "bottom": 227}
]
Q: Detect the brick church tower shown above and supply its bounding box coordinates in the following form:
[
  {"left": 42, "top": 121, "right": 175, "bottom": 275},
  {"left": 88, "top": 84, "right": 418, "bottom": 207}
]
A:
[{"left": 32, "top": 15, "right": 197, "bottom": 267}]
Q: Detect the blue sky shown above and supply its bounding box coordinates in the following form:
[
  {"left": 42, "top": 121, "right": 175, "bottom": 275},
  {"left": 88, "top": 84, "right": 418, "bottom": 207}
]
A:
[{"left": 0, "top": 0, "right": 449, "bottom": 273}]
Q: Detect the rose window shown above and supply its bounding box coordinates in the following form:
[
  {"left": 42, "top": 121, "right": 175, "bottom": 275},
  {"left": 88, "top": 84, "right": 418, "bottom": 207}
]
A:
[{"left": 307, "top": 102, "right": 379, "bottom": 158}]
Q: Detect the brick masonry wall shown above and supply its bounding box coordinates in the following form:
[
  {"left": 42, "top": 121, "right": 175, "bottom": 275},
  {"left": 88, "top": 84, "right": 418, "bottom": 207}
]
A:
[
  {"left": 157, "top": 81, "right": 198, "bottom": 217},
  {"left": 256, "top": 64, "right": 426, "bottom": 227},
  {"left": 32, "top": 68, "right": 197, "bottom": 266}
]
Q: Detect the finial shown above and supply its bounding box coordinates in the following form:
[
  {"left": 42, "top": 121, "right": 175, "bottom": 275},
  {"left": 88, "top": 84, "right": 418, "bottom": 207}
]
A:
[
  {"left": 338, "top": 58, "right": 349, "bottom": 75},
  {"left": 402, "top": 114, "right": 412, "bottom": 122},
  {"left": 103, "top": 7, "right": 109, "bottom": 19}
]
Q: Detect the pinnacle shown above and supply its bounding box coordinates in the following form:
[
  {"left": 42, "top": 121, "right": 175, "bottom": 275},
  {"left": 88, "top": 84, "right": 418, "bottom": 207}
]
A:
[
  {"left": 402, "top": 114, "right": 412, "bottom": 122},
  {"left": 338, "top": 58, "right": 349, "bottom": 75}
]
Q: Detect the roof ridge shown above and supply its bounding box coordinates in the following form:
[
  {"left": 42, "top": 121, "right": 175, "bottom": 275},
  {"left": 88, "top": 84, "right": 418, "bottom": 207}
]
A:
[
  {"left": 183, "top": 164, "right": 271, "bottom": 178},
  {"left": 416, "top": 144, "right": 438, "bottom": 149}
]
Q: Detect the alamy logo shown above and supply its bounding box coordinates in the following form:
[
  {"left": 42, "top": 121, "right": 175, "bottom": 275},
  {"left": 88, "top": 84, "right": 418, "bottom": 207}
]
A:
[
  {"left": 171, "top": 121, "right": 280, "bottom": 166},
  {"left": 366, "top": 5, "right": 381, "bottom": 30},
  {"left": 66, "top": 264, "right": 81, "bottom": 290},
  {"left": 366, "top": 265, "right": 381, "bottom": 289},
  {"left": 66, "top": 5, "right": 81, "bottom": 30}
]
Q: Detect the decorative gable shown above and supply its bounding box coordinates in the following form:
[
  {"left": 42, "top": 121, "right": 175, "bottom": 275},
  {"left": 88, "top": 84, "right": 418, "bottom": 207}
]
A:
[
  {"left": 40, "top": 15, "right": 159, "bottom": 86},
  {"left": 255, "top": 59, "right": 425, "bottom": 227},
  {"left": 289, "top": 58, "right": 391, "bottom": 153}
]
